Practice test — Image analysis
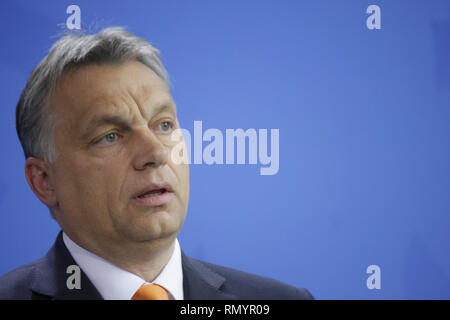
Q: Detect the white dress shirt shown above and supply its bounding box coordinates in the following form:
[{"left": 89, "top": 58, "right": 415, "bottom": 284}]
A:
[{"left": 62, "top": 232, "right": 184, "bottom": 300}]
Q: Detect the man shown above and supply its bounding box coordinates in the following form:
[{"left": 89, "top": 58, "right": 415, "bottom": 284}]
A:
[{"left": 0, "top": 27, "right": 313, "bottom": 300}]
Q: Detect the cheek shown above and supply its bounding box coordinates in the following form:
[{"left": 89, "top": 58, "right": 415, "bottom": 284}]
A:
[
  {"left": 166, "top": 142, "right": 189, "bottom": 200},
  {"left": 56, "top": 167, "right": 100, "bottom": 210},
  {"left": 176, "top": 163, "right": 190, "bottom": 203},
  {"left": 54, "top": 157, "right": 122, "bottom": 211}
]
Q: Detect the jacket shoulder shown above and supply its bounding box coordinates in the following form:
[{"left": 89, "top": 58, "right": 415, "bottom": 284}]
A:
[
  {"left": 194, "top": 259, "right": 314, "bottom": 300},
  {"left": 0, "top": 258, "right": 43, "bottom": 300}
]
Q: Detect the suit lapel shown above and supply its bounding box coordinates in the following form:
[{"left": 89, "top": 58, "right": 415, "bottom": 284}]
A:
[
  {"left": 30, "top": 231, "right": 103, "bottom": 300},
  {"left": 30, "top": 232, "right": 235, "bottom": 300},
  {"left": 182, "top": 252, "right": 237, "bottom": 300}
]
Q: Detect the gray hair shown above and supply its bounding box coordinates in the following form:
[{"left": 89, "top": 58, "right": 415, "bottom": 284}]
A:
[{"left": 16, "top": 27, "right": 170, "bottom": 163}]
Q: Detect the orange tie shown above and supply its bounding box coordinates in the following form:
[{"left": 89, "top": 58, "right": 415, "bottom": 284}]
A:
[{"left": 132, "top": 284, "right": 169, "bottom": 300}]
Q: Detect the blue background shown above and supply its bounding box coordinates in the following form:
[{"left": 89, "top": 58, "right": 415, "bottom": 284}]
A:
[{"left": 1, "top": 0, "right": 449, "bottom": 299}]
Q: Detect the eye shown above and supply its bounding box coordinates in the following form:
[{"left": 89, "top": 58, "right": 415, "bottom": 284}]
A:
[
  {"left": 97, "top": 132, "right": 120, "bottom": 145},
  {"left": 159, "top": 121, "right": 173, "bottom": 133}
]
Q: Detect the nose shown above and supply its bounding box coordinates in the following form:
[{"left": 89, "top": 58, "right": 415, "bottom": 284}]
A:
[{"left": 132, "top": 129, "right": 169, "bottom": 170}]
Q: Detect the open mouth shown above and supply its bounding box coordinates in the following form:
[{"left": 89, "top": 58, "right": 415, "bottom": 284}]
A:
[
  {"left": 133, "top": 185, "right": 174, "bottom": 207},
  {"left": 136, "top": 188, "right": 168, "bottom": 199}
]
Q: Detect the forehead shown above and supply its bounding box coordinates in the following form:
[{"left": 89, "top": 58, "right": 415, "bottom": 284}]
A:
[{"left": 50, "top": 60, "right": 173, "bottom": 124}]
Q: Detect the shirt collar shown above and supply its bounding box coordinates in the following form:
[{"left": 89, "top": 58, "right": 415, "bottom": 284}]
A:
[{"left": 62, "top": 232, "right": 184, "bottom": 300}]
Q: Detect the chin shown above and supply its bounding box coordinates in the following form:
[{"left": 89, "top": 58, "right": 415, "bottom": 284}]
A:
[
  {"left": 124, "top": 228, "right": 179, "bottom": 244},
  {"left": 117, "top": 214, "right": 183, "bottom": 243}
]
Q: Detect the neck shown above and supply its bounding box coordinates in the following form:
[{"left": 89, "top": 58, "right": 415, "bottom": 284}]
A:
[{"left": 64, "top": 230, "right": 176, "bottom": 283}]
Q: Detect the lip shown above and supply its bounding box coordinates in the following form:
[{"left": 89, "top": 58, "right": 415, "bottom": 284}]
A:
[{"left": 133, "top": 183, "right": 174, "bottom": 207}]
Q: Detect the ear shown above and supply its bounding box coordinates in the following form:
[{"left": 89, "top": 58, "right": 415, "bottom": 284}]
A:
[{"left": 24, "top": 157, "right": 58, "bottom": 208}]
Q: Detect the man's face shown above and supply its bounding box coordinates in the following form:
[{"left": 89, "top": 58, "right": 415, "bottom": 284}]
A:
[{"left": 48, "top": 61, "right": 189, "bottom": 248}]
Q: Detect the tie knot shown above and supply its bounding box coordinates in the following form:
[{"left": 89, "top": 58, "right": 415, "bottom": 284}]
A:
[{"left": 132, "top": 284, "right": 169, "bottom": 300}]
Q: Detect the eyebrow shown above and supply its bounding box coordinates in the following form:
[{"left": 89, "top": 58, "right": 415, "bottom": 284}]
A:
[
  {"left": 81, "top": 115, "right": 131, "bottom": 141},
  {"left": 81, "top": 104, "right": 175, "bottom": 140}
]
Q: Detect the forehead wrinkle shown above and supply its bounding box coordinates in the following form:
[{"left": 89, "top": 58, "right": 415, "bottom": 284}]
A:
[
  {"left": 95, "top": 86, "right": 144, "bottom": 127},
  {"left": 115, "top": 88, "right": 142, "bottom": 125},
  {"left": 77, "top": 92, "right": 137, "bottom": 140},
  {"left": 80, "top": 67, "right": 174, "bottom": 129},
  {"left": 128, "top": 86, "right": 148, "bottom": 123},
  {"left": 128, "top": 81, "right": 175, "bottom": 122},
  {"left": 90, "top": 94, "right": 131, "bottom": 122}
]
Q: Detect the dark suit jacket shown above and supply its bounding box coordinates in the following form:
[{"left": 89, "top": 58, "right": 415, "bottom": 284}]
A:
[{"left": 0, "top": 232, "right": 313, "bottom": 300}]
